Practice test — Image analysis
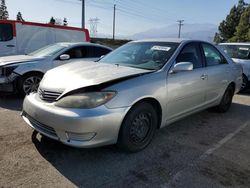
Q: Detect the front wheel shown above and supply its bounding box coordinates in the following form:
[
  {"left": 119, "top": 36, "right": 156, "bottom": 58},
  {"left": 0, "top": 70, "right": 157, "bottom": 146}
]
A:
[
  {"left": 215, "top": 85, "right": 234, "bottom": 113},
  {"left": 117, "top": 102, "right": 158, "bottom": 153},
  {"left": 18, "top": 73, "right": 43, "bottom": 96}
]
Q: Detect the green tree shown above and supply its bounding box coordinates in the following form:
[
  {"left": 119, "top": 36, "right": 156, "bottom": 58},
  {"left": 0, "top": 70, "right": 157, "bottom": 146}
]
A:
[
  {"left": 214, "top": 0, "right": 247, "bottom": 43},
  {"left": 231, "top": 5, "right": 250, "bottom": 42},
  {"left": 16, "top": 11, "right": 24, "bottom": 21},
  {"left": 0, "top": 0, "right": 9, "bottom": 20}
]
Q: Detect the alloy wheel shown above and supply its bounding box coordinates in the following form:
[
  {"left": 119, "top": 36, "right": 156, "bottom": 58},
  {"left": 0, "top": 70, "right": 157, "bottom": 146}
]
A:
[{"left": 23, "top": 76, "right": 42, "bottom": 94}]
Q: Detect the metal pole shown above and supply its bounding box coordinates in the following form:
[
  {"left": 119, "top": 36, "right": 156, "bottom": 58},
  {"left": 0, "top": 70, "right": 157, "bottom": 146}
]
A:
[
  {"left": 177, "top": 20, "right": 184, "bottom": 38},
  {"left": 82, "top": 0, "right": 85, "bottom": 28},
  {"left": 113, "top": 4, "right": 116, "bottom": 40}
]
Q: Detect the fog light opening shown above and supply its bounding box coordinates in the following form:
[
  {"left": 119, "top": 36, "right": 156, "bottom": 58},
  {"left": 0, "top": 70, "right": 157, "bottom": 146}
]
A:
[{"left": 66, "top": 132, "right": 96, "bottom": 142}]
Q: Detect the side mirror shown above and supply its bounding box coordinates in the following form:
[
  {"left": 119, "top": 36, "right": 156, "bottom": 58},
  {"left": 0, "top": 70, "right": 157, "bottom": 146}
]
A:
[
  {"left": 171, "top": 62, "right": 193, "bottom": 73},
  {"left": 59, "top": 54, "right": 70, "bottom": 61}
]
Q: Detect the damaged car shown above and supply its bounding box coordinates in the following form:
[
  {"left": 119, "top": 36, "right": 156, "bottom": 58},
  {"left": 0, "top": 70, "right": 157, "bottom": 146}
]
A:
[
  {"left": 22, "top": 39, "right": 242, "bottom": 152},
  {"left": 0, "top": 42, "right": 112, "bottom": 96}
]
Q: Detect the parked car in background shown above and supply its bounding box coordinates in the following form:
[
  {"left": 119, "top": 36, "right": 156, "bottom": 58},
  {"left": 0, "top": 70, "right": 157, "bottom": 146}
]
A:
[
  {"left": 0, "top": 20, "right": 90, "bottom": 57},
  {"left": 0, "top": 42, "right": 112, "bottom": 95},
  {"left": 219, "top": 43, "right": 250, "bottom": 91},
  {"left": 22, "top": 39, "right": 242, "bottom": 152}
]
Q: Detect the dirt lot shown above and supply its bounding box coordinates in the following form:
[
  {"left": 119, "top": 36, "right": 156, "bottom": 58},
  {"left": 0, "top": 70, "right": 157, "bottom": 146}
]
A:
[{"left": 0, "top": 92, "right": 250, "bottom": 187}]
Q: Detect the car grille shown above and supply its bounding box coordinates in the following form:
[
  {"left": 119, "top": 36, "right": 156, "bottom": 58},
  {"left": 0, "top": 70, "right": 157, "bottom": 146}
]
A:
[
  {"left": 38, "top": 88, "right": 62, "bottom": 102},
  {"left": 23, "top": 111, "right": 57, "bottom": 138}
]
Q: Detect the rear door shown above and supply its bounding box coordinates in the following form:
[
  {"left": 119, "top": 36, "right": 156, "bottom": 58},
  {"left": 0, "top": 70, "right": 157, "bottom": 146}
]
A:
[
  {"left": 201, "top": 43, "right": 231, "bottom": 104},
  {"left": 167, "top": 42, "right": 206, "bottom": 120},
  {"left": 0, "top": 23, "right": 16, "bottom": 56}
]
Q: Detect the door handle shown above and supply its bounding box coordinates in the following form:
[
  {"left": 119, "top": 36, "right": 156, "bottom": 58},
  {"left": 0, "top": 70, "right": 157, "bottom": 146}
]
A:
[
  {"left": 6, "top": 45, "right": 15, "bottom": 47},
  {"left": 200, "top": 74, "right": 208, "bottom": 80}
]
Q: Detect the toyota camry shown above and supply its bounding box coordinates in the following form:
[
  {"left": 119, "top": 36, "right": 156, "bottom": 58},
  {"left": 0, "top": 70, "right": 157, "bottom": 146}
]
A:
[{"left": 22, "top": 39, "right": 242, "bottom": 152}]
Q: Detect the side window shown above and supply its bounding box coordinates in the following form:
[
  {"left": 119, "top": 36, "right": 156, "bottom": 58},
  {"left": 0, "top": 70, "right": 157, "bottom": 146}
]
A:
[
  {"left": 93, "top": 47, "right": 111, "bottom": 57},
  {"left": 202, "top": 43, "right": 228, "bottom": 66},
  {"left": 0, "top": 23, "right": 13, "bottom": 42},
  {"left": 176, "top": 43, "right": 203, "bottom": 69},
  {"left": 64, "top": 46, "right": 90, "bottom": 59}
]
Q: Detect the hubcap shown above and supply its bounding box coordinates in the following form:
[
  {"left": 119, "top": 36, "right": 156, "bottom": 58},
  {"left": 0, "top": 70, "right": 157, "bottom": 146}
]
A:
[
  {"left": 129, "top": 113, "right": 152, "bottom": 144},
  {"left": 23, "top": 76, "right": 41, "bottom": 94}
]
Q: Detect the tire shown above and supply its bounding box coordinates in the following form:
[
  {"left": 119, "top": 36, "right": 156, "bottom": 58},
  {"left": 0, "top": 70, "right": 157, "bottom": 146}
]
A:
[
  {"left": 240, "top": 74, "right": 248, "bottom": 92},
  {"left": 18, "top": 73, "right": 43, "bottom": 96},
  {"left": 117, "top": 102, "right": 158, "bottom": 153},
  {"left": 215, "top": 85, "right": 234, "bottom": 113}
]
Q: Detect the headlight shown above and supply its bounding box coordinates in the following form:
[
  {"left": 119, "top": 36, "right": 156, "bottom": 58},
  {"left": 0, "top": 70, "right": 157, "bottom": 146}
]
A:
[{"left": 55, "top": 91, "right": 116, "bottom": 109}]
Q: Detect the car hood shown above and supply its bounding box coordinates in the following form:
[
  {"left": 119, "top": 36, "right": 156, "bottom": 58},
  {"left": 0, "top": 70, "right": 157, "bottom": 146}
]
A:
[
  {"left": 40, "top": 61, "right": 153, "bottom": 93},
  {"left": 0, "top": 55, "right": 44, "bottom": 66}
]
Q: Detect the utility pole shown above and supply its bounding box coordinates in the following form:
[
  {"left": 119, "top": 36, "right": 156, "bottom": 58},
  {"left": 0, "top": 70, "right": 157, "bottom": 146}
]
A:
[
  {"left": 113, "top": 4, "right": 116, "bottom": 40},
  {"left": 177, "top": 20, "right": 184, "bottom": 38},
  {"left": 81, "top": 0, "right": 85, "bottom": 28}
]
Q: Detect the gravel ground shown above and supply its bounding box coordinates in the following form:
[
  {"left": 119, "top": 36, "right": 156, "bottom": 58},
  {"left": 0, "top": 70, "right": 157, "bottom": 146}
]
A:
[{"left": 0, "top": 93, "right": 250, "bottom": 187}]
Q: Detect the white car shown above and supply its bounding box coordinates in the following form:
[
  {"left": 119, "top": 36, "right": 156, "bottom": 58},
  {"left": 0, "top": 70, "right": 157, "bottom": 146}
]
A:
[
  {"left": 219, "top": 43, "right": 250, "bottom": 91},
  {"left": 0, "top": 42, "right": 112, "bottom": 95}
]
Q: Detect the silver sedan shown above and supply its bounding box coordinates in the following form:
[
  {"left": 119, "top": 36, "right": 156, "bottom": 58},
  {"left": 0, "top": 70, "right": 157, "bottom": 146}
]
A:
[{"left": 22, "top": 39, "right": 242, "bottom": 152}]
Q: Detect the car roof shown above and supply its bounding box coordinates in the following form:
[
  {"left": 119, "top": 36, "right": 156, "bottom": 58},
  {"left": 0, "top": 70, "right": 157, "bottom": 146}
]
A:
[
  {"left": 131, "top": 38, "right": 205, "bottom": 44},
  {"left": 55, "top": 42, "right": 113, "bottom": 50}
]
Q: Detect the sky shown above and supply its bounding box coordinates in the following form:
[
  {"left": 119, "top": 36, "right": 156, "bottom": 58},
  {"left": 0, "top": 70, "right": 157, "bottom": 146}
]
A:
[{"left": 5, "top": 0, "right": 250, "bottom": 38}]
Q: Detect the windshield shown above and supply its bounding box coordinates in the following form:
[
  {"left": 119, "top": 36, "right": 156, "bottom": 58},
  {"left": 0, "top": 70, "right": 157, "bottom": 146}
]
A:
[
  {"left": 28, "top": 43, "right": 69, "bottom": 57},
  {"left": 99, "top": 42, "right": 179, "bottom": 70},
  {"left": 219, "top": 44, "right": 250, "bottom": 60}
]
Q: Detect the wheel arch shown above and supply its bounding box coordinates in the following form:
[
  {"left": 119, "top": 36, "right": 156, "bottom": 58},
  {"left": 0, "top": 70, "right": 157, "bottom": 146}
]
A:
[
  {"left": 121, "top": 97, "right": 163, "bottom": 130},
  {"left": 20, "top": 71, "right": 44, "bottom": 78}
]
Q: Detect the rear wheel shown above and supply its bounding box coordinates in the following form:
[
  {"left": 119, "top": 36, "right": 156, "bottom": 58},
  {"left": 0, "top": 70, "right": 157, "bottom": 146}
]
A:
[
  {"left": 18, "top": 73, "right": 43, "bottom": 96},
  {"left": 117, "top": 102, "right": 158, "bottom": 153},
  {"left": 215, "top": 85, "right": 234, "bottom": 113}
]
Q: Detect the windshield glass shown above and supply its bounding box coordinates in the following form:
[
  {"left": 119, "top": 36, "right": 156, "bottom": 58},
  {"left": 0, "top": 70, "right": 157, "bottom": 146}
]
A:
[
  {"left": 99, "top": 42, "right": 179, "bottom": 70},
  {"left": 219, "top": 44, "right": 250, "bottom": 60},
  {"left": 28, "top": 43, "right": 69, "bottom": 57}
]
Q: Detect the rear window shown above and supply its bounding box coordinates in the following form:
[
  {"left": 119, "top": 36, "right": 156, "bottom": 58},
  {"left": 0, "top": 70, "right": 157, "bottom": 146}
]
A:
[{"left": 0, "top": 23, "right": 13, "bottom": 42}]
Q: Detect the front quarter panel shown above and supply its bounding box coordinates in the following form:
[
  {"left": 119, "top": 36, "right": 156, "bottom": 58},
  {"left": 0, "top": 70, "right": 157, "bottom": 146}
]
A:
[
  {"left": 13, "top": 59, "right": 52, "bottom": 75},
  {"left": 104, "top": 71, "right": 167, "bottom": 126}
]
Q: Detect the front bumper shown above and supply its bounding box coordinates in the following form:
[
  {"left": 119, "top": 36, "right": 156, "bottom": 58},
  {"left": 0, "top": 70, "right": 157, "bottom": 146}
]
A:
[
  {"left": 0, "top": 73, "right": 19, "bottom": 92},
  {"left": 22, "top": 93, "right": 128, "bottom": 148}
]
